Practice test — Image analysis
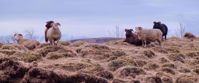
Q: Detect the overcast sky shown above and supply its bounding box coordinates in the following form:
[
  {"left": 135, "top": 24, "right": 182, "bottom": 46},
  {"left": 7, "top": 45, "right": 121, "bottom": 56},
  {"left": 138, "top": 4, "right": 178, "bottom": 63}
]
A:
[{"left": 0, "top": 0, "right": 199, "bottom": 40}]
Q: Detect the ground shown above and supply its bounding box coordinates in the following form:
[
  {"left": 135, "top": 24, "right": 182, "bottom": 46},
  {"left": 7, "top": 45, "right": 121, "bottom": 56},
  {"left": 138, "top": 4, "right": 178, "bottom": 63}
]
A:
[{"left": 0, "top": 37, "right": 199, "bottom": 83}]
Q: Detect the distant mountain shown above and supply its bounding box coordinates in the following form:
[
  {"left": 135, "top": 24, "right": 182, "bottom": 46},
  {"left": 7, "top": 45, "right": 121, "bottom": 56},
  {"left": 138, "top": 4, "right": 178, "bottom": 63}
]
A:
[{"left": 70, "top": 37, "right": 124, "bottom": 43}]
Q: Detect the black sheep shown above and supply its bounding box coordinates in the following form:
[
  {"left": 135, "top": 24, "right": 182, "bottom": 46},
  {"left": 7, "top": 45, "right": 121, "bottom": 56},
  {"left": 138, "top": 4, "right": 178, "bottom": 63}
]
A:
[
  {"left": 153, "top": 21, "right": 168, "bottom": 40},
  {"left": 124, "top": 29, "right": 142, "bottom": 46}
]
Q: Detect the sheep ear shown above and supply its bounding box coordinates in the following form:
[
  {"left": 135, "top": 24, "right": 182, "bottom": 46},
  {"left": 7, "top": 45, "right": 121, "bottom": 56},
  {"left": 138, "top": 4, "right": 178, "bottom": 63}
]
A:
[
  {"left": 153, "top": 21, "right": 156, "bottom": 24},
  {"left": 158, "top": 21, "right": 161, "bottom": 24},
  {"left": 56, "top": 23, "right": 61, "bottom": 26},
  {"left": 125, "top": 29, "right": 128, "bottom": 32}
]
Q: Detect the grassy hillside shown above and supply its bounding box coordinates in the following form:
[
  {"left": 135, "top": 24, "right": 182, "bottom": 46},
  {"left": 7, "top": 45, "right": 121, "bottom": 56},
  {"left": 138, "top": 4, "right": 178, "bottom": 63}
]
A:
[{"left": 0, "top": 37, "right": 199, "bottom": 83}]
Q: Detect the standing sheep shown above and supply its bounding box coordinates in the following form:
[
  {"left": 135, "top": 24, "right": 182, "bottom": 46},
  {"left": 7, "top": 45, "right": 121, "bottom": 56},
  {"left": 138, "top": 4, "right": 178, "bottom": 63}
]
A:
[
  {"left": 14, "top": 33, "right": 40, "bottom": 50},
  {"left": 135, "top": 27, "right": 162, "bottom": 47},
  {"left": 124, "top": 29, "right": 142, "bottom": 46},
  {"left": 153, "top": 21, "right": 168, "bottom": 40},
  {"left": 45, "top": 22, "right": 61, "bottom": 45}
]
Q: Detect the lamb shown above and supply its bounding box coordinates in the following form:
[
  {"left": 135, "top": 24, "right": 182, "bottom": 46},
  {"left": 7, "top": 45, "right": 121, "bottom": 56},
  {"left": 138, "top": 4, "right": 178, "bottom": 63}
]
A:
[
  {"left": 14, "top": 33, "right": 40, "bottom": 50},
  {"left": 153, "top": 21, "right": 168, "bottom": 40},
  {"left": 45, "top": 22, "right": 62, "bottom": 45},
  {"left": 124, "top": 29, "right": 142, "bottom": 46},
  {"left": 135, "top": 27, "right": 163, "bottom": 47},
  {"left": 184, "top": 32, "right": 196, "bottom": 41}
]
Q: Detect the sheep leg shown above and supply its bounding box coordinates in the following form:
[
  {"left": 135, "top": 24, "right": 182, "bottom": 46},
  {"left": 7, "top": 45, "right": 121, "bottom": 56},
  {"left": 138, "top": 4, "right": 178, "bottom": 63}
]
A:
[
  {"left": 53, "top": 41, "right": 55, "bottom": 45},
  {"left": 157, "top": 39, "right": 161, "bottom": 46},
  {"left": 142, "top": 40, "right": 145, "bottom": 47},
  {"left": 144, "top": 40, "right": 147, "bottom": 47},
  {"left": 50, "top": 40, "right": 54, "bottom": 45},
  {"left": 55, "top": 40, "right": 59, "bottom": 45},
  {"left": 142, "top": 40, "right": 146, "bottom": 47}
]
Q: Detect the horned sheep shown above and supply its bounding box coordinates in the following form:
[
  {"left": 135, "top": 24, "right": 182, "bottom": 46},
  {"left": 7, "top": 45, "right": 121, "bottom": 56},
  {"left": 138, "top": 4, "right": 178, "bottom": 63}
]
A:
[{"left": 45, "top": 21, "right": 62, "bottom": 45}]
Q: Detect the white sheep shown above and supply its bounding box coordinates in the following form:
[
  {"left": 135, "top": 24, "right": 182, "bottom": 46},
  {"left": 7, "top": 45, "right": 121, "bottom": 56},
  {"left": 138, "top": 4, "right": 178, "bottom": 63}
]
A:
[
  {"left": 45, "top": 22, "right": 61, "bottom": 45},
  {"left": 14, "top": 33, "right": 40, "bottom": 50},
  {"left": 135, "top": 27, "right": 162, "bottom": 47}
]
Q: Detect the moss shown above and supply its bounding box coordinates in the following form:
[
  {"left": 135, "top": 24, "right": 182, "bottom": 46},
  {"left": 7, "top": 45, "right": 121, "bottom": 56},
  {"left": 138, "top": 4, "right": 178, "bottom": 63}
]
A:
[
  {"left": 21, "top": 52, "right": 41, "bottom": 62},
  {"left": 108, "top": 59, "right": 127, "bottom": 71}
]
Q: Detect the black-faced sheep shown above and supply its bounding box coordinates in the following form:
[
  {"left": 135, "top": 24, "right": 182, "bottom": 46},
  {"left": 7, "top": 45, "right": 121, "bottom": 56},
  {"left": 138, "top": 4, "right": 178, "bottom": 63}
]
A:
[
  {"left": 153, "top": 21, "right": 168, "bottom": 40},
  {"left": 124, "top": 29, "right": 142, "bottom": 46},
  {"left": 135, "top": 27, "right": 162, "bottom": 47},
  {"left": 14, "top": 33, "right": 40, "bottom": 50},
  {"left": 184, "top": 32, "right": 196, "bottom": 41},
  {"left": 45, "top": 22, "right": 61, "bottom": 45}
]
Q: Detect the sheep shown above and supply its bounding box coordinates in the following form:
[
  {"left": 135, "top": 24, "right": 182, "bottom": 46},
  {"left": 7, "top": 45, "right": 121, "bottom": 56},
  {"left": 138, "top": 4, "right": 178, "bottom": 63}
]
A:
[
  {"left": 124, "top": 29, "right": 142, "bottom": 46},
  {"left": 153, "top": 21, "right": 168, "bottom": 40},
  {"left": 45, "top": 21, "right": 54, "bottom": 42},
  {"left": 45, "top": 22, "right": 61, "bottom": 45},
  {"left": 184, "top": 32, "right": 196, "bottom": 41},
  {"left": 135, "top": 27, "right": 163, "bottom": 47},
  {"left": 14, "top": 33, "right": 40, "bottom": 50}
]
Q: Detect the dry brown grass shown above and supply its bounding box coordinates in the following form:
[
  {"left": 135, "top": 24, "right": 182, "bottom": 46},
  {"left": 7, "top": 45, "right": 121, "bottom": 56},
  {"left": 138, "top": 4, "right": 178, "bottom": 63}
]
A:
[{"left": 0, "top": 37, "right": 199, "bottom": 82}]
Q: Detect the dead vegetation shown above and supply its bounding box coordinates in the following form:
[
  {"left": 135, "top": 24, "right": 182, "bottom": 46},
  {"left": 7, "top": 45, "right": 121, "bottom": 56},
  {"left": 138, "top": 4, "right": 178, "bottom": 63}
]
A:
[{"left": 0, "top": 37, "right": 199, "bottom": 83}]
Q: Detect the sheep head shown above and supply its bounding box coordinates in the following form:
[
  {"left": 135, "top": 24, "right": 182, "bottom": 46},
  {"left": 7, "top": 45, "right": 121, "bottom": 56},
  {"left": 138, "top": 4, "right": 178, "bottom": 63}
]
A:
[
  {"left": 153, "top": 21, "right": 161, "bottom": 29},
  {"left": 14, "top": 33, "right": 23, "bottom": 41},
  {"left": 51, "top": 22, "right": 61, "bottom": 29},
  {"left": 45, "top": 21, "right": 54, "bottom": 29},
  {"left": 125, "top": 29, "right": 133, "bottom": 37},
  {"left": 135, "top": 27, "right": 143, "bottom": 31},
  {"left": 135, "top": 27, "right": 143, "bottom": 40}
]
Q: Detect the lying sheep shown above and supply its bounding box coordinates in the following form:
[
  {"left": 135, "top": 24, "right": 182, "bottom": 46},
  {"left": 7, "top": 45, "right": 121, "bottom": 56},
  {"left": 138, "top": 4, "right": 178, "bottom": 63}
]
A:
[
  {"left": 153, "top": 21, "right": 168, "bottom": 40},
  {"left": 124, "top": 29, "right": 142, "bottom": 46},
  {"left": 14, "top": 33, "right": 40, "bottom": 50},
  {"left": 184, "top": 32, "right": 196, "bottom": 41},
  {"left": 135, "top": 27, "right": 162, "bottom": 47},
  {"left": 45, "top": 22, "right": 61, "bottom": 45}
]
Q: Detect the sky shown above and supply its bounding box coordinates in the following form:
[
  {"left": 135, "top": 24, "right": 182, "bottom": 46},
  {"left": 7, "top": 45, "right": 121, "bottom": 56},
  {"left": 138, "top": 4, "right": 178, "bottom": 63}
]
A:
[{"left": 0, "top": 0, "right": 199, "bottom": 41}]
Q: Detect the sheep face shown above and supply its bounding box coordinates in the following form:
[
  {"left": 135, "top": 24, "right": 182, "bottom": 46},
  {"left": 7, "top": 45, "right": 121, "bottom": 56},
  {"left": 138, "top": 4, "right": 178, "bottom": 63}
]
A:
[
  {"left": 153, "top": 21, "right": 161, "bottom": 29},
  {"left": 51, "top": 23, "right": 61, "bottom": 29},
  {"left": 125, "top": 29, "right": 133, "bottom": 37},
  {"left": 134, "top": 27, "right": 143, "bottom": 40},
  {"left": 14, "top": 33, "right": 23, "bottom": 41}
]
